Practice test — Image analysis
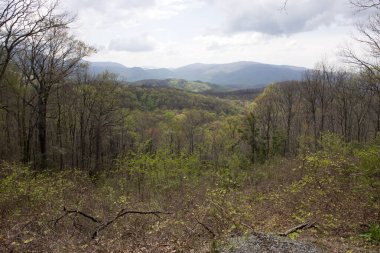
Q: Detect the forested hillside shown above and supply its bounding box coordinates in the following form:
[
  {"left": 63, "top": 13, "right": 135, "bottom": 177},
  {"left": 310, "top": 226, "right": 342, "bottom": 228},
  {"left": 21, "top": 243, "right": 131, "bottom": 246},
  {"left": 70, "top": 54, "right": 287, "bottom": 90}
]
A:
[
  {"left": 0, "top": 0, "right": 379, "bottom": 252},
  {"left": 128, "top": 79, "right": 223, "bottom": 93}
]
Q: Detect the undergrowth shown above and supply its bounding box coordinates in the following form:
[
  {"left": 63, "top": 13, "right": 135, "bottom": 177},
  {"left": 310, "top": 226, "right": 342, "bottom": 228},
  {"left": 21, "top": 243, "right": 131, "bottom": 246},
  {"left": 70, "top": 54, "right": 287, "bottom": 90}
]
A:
[{"left": 0, "top": 133, "right": 379, "bottom": 252}]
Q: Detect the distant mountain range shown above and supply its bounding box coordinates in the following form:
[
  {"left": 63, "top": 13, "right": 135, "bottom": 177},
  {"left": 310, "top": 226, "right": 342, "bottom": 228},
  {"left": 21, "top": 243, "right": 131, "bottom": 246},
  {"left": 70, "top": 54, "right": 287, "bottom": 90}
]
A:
[{"left": 87, "top": 61, "right": 307, "bottom": 88}]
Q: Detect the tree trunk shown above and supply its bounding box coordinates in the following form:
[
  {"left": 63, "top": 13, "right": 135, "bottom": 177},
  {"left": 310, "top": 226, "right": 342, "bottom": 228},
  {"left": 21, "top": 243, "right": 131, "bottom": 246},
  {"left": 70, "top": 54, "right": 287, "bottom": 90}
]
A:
[
  {"left": 37, "top": 91, "right": 48, "bottom": 169},
  {"left": 56, "top": 89, "right": 64, "bottom": 170},
  {"left": 94, "top": 122, "right": 102, "bottom": 172}
]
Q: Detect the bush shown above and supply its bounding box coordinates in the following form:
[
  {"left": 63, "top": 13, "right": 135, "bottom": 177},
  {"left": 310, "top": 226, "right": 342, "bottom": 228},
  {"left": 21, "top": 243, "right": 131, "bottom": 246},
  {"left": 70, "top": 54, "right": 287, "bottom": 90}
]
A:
[{"left": 361, "top": 224, "right": 380, "bottom": 244}]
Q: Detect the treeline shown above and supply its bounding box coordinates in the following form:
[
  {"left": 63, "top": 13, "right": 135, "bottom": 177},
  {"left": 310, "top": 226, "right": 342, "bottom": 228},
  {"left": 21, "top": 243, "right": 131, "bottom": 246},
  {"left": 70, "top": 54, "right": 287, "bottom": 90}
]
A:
[
  {"left": 202, "top": 88, "right": 263, "bottom": 101},
  {"left": 0, "top": 69, "right": 242, "bottom": 171},
  {"left": 245, "top": 63, "right": 380, "bottom": 162}
]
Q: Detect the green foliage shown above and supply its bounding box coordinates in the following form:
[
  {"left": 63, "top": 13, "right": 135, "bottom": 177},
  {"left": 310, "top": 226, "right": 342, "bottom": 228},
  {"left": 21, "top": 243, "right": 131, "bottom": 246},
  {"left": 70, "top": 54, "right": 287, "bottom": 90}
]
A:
[
  {"left": 216, "top": 167, "right": 241, "bottom": 189},
  {"left": 168, "top": 79, "right": 213, "bottom": 92},
  {"left": 270, "top": 129, "right": 286, "bottom": 156},
  {"left": 0, "top": 163, "right": 91, "bottom": 215},
  {"left": 361, "top": 224, "right": 380, "bottom": 244},
  {"left": 131, "top": 79, "right": 217, "bottom": 93},
  {"left": 129, "top": 86, "right": 239, "bottom": 113},
  {"left": 288, "top": 231, "right": 300, "bottom": 240},
  {"left": 116, "top": 151, "right": 207, "bottom": 194},
  {"left": 319, "top": 132, "right": 351, "bottom": 156},
  {"left": 304, "top": 132, "right": 354, "bottom": 173},
  {"left": 355, "top": 140, "right": 380, "bottom": 190},
  {"left": 279, "top": 133, "right": 375, "bottom": 235},
  {"left": 210, "top": 240, "right": 221, "bottom": 253},
  {"left": 215, "top": 156, "right": 251, "bottom": 190}
]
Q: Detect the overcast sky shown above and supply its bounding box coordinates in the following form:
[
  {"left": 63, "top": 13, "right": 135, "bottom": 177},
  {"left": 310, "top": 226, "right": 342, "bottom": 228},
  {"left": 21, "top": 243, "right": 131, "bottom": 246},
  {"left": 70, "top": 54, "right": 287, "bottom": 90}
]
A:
[{"left": 62, "top": 0, "right": 369, "bottom": 68}]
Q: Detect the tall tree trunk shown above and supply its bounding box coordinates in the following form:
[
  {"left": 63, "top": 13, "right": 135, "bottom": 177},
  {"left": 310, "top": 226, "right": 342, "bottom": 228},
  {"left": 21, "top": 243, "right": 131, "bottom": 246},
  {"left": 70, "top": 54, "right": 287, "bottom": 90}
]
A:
[
  {"left": 94, "top": 122, "right": 101, "bottom": 172},
  {"left": 80, "top": 113, "right": 86, "bottom": 169},
  {"left": 312, "top": 107, "right": 318, "bottom": 150},
  {"left": 0, "top": 52, "right": 11, "bottom": 84},
  {"left": 286, "top": 106, "right": 292, "bottom": 154},
  {"left": 56, "top": 89, "right": 64, "bottom": 170},
  {"left": 37, "top": 91, "right": 48, "bottom": 169}
]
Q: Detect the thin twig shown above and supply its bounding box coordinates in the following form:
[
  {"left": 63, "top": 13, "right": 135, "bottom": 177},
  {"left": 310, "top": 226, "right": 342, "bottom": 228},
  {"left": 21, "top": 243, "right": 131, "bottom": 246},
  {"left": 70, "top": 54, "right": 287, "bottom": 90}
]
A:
[
  {"left": 195, "top": 218, "right": 216, "bottom": 238},
  {"left": 62, "top": 206, "right": 102, "bottom": 223}
]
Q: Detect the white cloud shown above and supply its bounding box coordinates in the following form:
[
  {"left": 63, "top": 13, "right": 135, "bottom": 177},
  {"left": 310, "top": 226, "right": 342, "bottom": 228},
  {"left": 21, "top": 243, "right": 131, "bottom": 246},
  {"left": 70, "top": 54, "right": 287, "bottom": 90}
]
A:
[
  {"left": 194, "top": 33, "right": 266, "bottom": 50},
  {"left": 109, "top": 35, "right": 156, "bottom": 52},
  {"left": 202, "top": 0, "right": 363, "bottom": 35},
  {"left": 64, "top": 0, "right": 155, "bottom": 11},
  {"left": 63, "top": 0, "right": 197, "bottom": 25},
  {"left": 64, "top": 0, "right": 367, "bottom": 68}
]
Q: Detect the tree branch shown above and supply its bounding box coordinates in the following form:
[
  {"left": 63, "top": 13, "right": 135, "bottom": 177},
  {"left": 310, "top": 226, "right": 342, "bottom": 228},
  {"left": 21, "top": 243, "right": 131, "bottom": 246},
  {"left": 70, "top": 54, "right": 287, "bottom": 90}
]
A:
[
  {"left": 92, "top": 209, "right": 174, "bottom": 239},
  {"left": 278, "top": 221, "right": 316, "bottom": 236},
  {"left": 350, "top": 0, "right": 380, "bottom": 10},
  {"left": 53, "top": 206, "right": 173, "bottom": 239},
  {"left": 195, "top": 218, "right": 216, "bottom": 238}
]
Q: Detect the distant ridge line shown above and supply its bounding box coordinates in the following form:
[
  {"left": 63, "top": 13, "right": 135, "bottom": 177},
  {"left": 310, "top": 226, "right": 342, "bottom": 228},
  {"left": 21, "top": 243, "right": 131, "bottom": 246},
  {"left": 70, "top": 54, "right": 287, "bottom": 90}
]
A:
[{"left": 87, "top": 61, "right": 307, "bottom": 88}]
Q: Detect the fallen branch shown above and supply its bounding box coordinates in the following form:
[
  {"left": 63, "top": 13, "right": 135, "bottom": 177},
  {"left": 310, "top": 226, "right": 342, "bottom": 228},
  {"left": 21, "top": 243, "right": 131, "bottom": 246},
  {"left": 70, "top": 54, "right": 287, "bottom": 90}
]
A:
[
  {"left": 92, "top": 209, "right": 174, "bottom": 239},
  {"left": 66, "top": 207, "right": 101, "bottom": 222},
  {"left": 53, "top": 206, "right": 173, "bottom": 239},
  {"left": 53, "top": 207, "right": 102, "bottom": 226},
  {"left": 195, "top": 218, "right": 216, "bottom": 238},
  {"left": 240, "top": 222, "right": 261, "bottom": 236},
  {"left": 279, "top": 221, "right": 316, "bottom": 236}
]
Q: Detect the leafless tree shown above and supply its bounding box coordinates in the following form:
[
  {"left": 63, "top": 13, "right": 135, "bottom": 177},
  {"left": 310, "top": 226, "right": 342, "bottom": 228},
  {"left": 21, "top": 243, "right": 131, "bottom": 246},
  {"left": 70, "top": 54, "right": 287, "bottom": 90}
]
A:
[
  {"left": 344, "top": 0, "right": 380, "bottom": 136},
  {"left": 280, "top": 0, "right": 289, "bottom": 11},
  {"left": 343, "top": 0, "right": 380, "bottom": 84},
  {"left": 0, "top": 0, "right": 73, "bottom": 83},
  {"left": 16, "top": 26, "right": 93, "bottom": 169},
  {"left": 275, "top": 81, "right": 301, "bottom": 154},
  {"left": 350, "top": 0, "right": 380, "bottom": 9}
]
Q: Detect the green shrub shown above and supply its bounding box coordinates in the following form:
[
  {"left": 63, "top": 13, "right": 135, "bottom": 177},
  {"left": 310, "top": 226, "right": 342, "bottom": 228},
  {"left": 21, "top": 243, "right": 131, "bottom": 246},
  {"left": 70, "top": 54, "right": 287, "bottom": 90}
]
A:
[
  {"left": 361, "top": 224, "right": 380, "bottom": 244},
  {"left": 0, "top": 162, "right": 91, "bottom": 216}
]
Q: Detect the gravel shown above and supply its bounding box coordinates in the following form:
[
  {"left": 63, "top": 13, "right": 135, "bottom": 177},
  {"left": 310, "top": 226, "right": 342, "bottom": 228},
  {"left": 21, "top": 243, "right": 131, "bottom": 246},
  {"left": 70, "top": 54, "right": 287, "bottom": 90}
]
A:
[{"left": 222, "top": 233, "right": 322, "bottom": 253}]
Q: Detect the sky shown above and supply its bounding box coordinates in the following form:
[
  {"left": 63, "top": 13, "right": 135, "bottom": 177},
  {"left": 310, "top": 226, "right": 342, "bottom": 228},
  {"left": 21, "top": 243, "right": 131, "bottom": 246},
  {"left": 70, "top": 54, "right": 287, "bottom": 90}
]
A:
[{"left": 61, "top": 0, "right": 370, "bottom": 68}]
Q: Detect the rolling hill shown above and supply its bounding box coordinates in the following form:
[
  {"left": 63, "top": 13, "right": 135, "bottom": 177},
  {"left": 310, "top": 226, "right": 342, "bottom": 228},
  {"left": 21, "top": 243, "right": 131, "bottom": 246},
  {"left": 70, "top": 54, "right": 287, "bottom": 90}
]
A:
[{"left": 87, "top": 61, "right": 306, "bottom": 88}]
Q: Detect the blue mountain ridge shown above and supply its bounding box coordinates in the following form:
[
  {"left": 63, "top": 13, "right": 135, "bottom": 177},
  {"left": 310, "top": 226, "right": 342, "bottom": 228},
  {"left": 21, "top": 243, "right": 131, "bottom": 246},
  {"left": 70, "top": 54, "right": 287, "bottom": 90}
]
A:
[{"left": 87, "top": 61, "right": 306, "bottom": 88}]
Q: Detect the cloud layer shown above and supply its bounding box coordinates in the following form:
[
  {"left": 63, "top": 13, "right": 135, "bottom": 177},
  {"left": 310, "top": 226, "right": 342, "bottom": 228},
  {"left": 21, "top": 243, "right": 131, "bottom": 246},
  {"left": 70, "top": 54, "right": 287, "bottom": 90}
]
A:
[
  {"left": 60, "top": 0, "right": 367, "bottom": 68},
  {"left": 109, "top": 35, "right": 156, "bottom": 52},
  {"left": 204, "top": 0, "right": 357, "bottom": 35}
]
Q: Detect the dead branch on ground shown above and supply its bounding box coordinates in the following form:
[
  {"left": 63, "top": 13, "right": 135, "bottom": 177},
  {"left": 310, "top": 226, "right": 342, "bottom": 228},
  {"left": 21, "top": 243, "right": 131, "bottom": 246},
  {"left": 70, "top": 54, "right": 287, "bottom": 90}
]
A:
[
  {"left": 53, "top": 206, "right": 173, "bottom": 239},
  {"left": 279, "top": 221, "right": 316, "bottom": 236}
]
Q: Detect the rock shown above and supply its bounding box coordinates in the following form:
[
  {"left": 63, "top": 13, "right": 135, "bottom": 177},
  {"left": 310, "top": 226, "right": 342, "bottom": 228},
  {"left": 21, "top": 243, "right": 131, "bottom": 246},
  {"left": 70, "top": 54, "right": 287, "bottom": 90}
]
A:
[{"left": 222, "top": 233, "right": 322, "bottom": 253}]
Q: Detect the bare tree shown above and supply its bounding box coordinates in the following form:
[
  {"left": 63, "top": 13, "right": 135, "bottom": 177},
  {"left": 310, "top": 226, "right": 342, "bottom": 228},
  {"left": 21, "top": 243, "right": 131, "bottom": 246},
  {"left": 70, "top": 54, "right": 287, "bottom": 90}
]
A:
[
  {"left": 0, "top": 0, "right": 72, "bottom": 83},
  {"left": 350, "top": 0, "right": 380, "bottom": 9},
  {"left": 301, "top": 70, "right": 320, "bottom": 149},
  {"left": 280, "top": 0, "right": 289, "bottom": 11},
  {"left": 275, "top": 81, "right": 301, "bottom": 154},
  {"left": 344, "top": 0, "right": 380, "bottom": 136},
  {"left": 16, "top": 26, "right": 93, "bottom": 169},
  {"left": 343, "top": 0, "right": 380, "bottom": 84}
]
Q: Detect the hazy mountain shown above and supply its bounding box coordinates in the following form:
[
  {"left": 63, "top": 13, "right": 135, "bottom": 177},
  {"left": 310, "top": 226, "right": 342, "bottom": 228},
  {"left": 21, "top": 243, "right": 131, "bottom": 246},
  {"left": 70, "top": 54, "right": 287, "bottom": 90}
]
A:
[{"left": 87, "top": 61, "right": 306, "bottom": 88}]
